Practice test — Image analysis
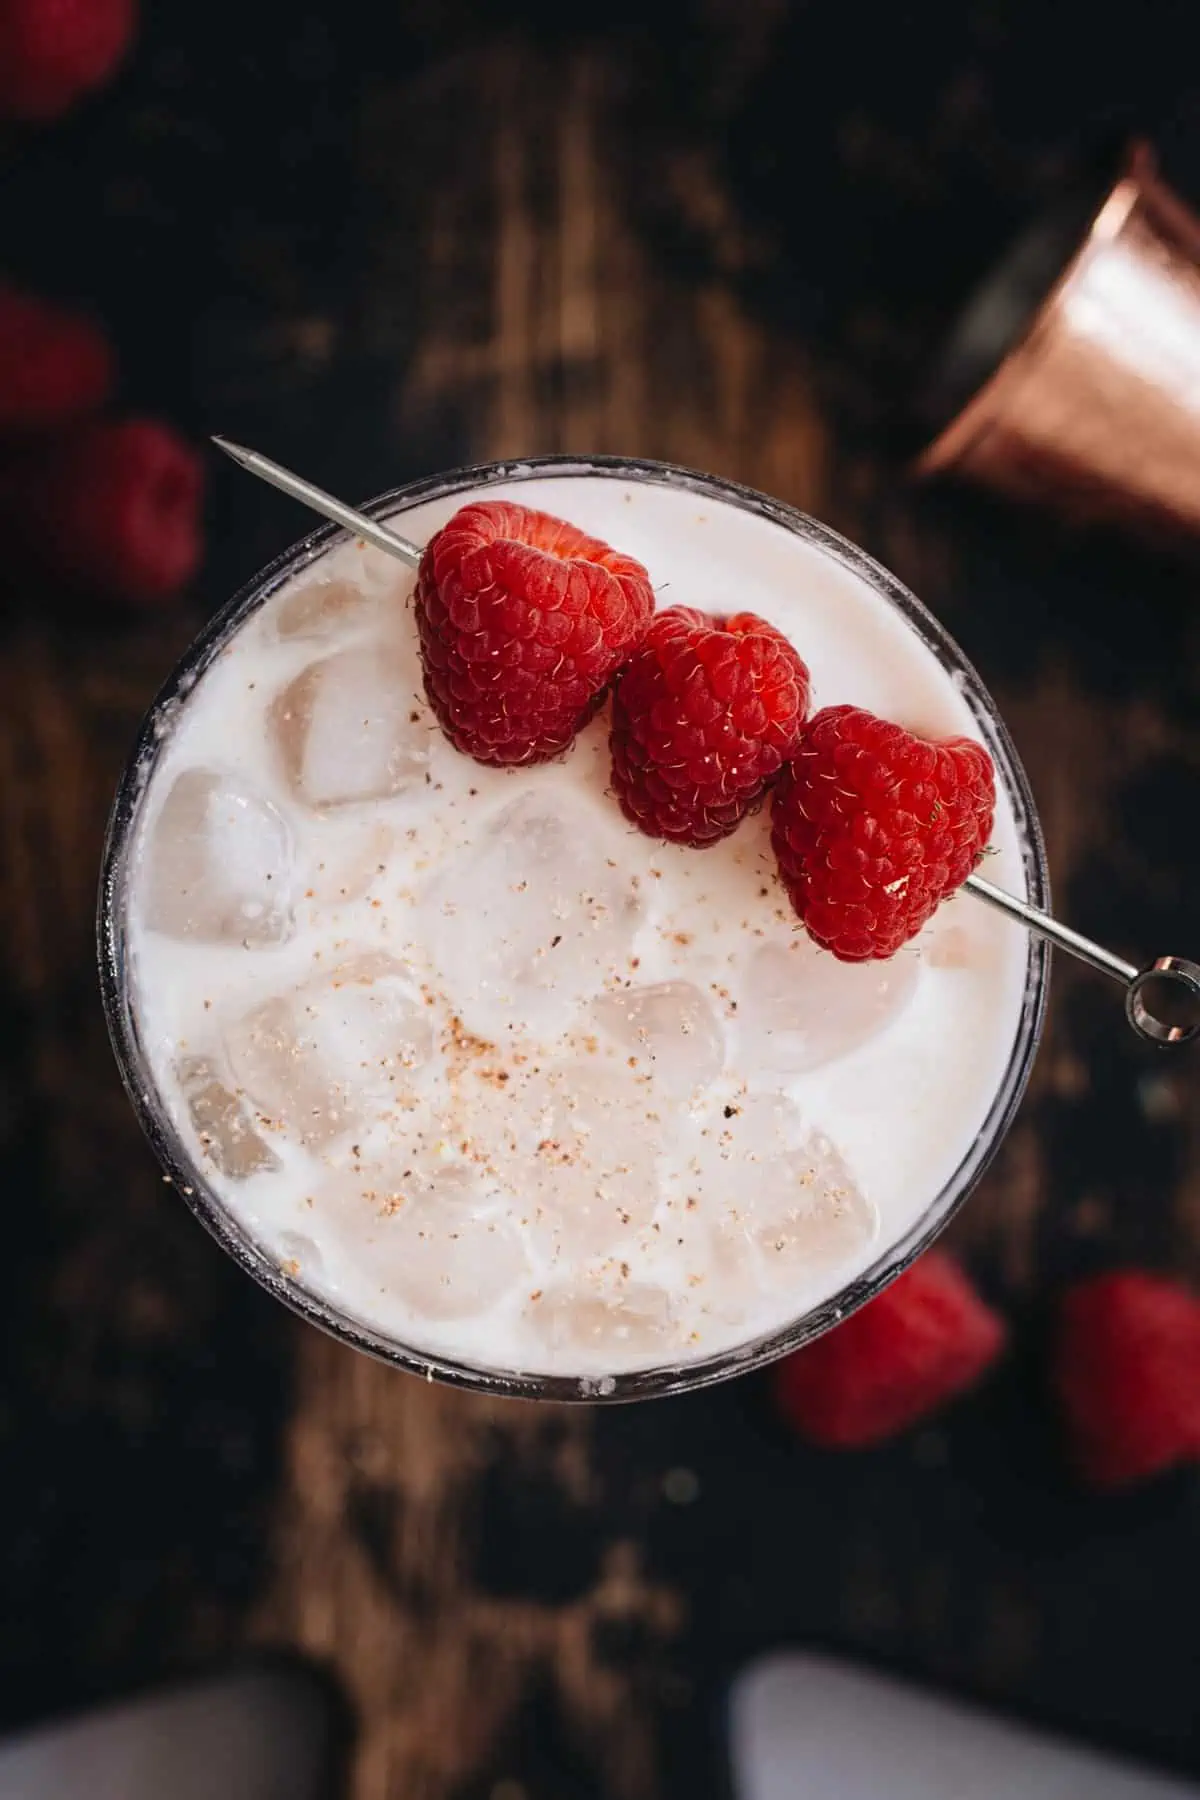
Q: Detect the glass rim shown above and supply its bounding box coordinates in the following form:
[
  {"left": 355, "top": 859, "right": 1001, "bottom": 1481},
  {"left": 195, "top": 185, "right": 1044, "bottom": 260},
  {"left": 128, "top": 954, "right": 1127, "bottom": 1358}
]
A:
[{"left": 98, "top": 453, "right": 1051, "bottom": 1404}]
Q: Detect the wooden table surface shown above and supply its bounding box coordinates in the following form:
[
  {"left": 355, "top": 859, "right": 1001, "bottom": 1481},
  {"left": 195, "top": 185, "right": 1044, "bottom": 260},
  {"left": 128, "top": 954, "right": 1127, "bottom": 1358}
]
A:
[{"left": 1, "top": 5, "right": 1198, "bottom": 1797}]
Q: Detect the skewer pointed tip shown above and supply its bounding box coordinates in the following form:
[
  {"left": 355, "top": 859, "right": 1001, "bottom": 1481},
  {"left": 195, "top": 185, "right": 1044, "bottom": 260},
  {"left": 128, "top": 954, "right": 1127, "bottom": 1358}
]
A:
[
  {"left": 211, "top": 434, "right": 254, "bottom": 467},
  {"left": 210, "top": 436, "right": 424, "bottom": 570}
]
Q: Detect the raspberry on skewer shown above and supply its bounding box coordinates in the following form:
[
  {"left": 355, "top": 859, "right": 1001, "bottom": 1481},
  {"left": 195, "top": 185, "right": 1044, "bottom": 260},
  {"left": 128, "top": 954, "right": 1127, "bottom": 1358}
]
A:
[
  {"left": 772, "top": 705, "right": 996, "bottom": 962},
  {"left": 610, "top": 605, "right": 811, "bottom": 848},
  {"left": 415, "top": 500, "right": 655, "bottom": 767}
]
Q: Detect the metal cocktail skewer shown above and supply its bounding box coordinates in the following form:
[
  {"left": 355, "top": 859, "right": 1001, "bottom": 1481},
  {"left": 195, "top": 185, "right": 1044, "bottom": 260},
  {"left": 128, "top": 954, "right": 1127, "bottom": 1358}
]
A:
[
  {"left": 212, "top": 436, "right": 1200, "bottom": 1048},
  {"left": 214, "top": 437, "right": 424, "bottom": 568},
  {"left": 964, "top": 873, "right": 1197, "bottom": 1047}
]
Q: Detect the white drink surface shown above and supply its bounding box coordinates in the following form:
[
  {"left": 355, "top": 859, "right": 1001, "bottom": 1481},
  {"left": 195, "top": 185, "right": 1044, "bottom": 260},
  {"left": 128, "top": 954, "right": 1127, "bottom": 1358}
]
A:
[{"left": 124, "top": 472, "right": 1032, "bottom": 1384}]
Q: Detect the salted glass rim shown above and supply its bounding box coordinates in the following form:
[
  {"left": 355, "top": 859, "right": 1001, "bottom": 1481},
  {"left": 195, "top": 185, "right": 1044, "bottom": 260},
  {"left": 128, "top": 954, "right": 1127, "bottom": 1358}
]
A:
[{"left": 97, "top": 454, "right": 1051, "bottom": 1403}]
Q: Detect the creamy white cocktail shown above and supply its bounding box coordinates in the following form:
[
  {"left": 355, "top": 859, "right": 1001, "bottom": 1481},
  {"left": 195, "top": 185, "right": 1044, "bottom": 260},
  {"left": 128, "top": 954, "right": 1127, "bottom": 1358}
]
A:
[{"left": 102, "top": 461, "right": 1046, "bottom": 1397}]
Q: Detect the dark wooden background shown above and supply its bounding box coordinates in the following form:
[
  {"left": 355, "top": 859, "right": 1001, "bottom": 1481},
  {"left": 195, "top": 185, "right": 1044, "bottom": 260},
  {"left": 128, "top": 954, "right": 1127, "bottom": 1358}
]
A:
[{"left": 1, "top": 4, "right": 1198, "bottom": 1796}]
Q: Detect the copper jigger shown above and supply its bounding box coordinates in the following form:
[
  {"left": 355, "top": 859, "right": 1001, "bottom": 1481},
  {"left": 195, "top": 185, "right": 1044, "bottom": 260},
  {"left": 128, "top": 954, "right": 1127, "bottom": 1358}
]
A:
[{"left": 916, "top": 144, "right": 1200, "bottom": 543}]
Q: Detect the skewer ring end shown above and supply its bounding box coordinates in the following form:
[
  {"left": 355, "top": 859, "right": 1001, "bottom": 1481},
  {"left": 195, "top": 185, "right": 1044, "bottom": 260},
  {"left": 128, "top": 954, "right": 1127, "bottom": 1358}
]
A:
[{"left": 1126, "top": 956, "right": 1200, "bottom": 1047}]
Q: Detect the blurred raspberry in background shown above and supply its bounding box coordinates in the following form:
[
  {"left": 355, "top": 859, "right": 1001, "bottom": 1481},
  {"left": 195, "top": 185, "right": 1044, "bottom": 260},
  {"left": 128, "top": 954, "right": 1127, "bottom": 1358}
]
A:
[
  {"left": 0, "top": 0, "right": 202, "bottom": 608},
  {"left": 0, "top": 0, "right": 135, "bottom": 121},
  {"left": 0, "top": 284, "right": 115, "bottom": 430},
  {"left": 772, "top": 1252, "right": 1008, "bottom": 1447},
  {"left": 1053, "top": 1271, "right": 1200, "bottom": 1491},
  {"left": 0, "top": 417, "right": 204, "bottom": 605}
]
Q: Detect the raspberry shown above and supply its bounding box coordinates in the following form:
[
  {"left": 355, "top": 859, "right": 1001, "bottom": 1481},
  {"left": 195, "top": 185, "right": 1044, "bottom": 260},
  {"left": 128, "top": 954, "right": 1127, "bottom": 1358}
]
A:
[
  {"left": 771, "top": 705, "right": 995, "bottom": 961},
  {"left": 0, "top": 285, "right": 115, "bottom": 431},
  {"left": 1052, "top": 1271, "right": 1200, "bottom": 1490},
  {"left": 772, "top": 1252, "right": 1006, "bottom": 1447},
  {"left": 0, "top": 417, "right": 203, "bottom": 604},
  {"left": 610, "top": 606, "right": 811, "bottom": 848},
  {"left": 415, "top": 499, "right": 655, "bottom": 766},
  {"left": 0, "top": 0, "right": 135, "bottom": 121}
]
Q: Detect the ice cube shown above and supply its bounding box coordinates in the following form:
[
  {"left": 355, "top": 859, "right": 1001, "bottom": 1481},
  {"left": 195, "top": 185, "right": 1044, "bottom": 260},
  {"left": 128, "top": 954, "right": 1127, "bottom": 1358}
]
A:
[
  {"left": 271, "top": 647, "right": 432, "bottom": 808},
  {"left": 329, "top": 1142, "right": 494, "bottom": 1214},
  {"left": 178, "top": 1055, "right": 279, "bottom": 1178},
  {"left": 520, "top": 1055, "right": 662, "bottom": 1260},
  {"left": 420, "top": 791, "right": 643, "bottom": 1038},
  {"left": 374, "top": 1208, "right": 526, "bottom": 1321},
  {"left": 750, "top": 1130, "right": 877, "bottom": 1288},
  {"left": 687, "top": 1090, "right": 805, "bottom": 1197},
  {"left": 701, "top": 1099, "right": 877, "bottom": 1293},
  {"left": 738, "top": 937, "right": 919, "bottom": 1077},
  {"left": 325, "top": 1158, "right": 527, "bottom": 1321},
  {"left": 274, "top": 575, "right": 382, "bottom": 641},
  {"left": 591, "top": 981, "right": 724, "bottom": 1098},
  {"left": 223, "top": 951, "right": 432, "bottom": 1146},
  {"left": 526, "top": 1275, "right": 675, "bottom": 1362},
  {"left": 304, "top": 819, "right": 395, "bottom": 909},
  {"left": 142, "top": 769, "right": 295, "bottom": 946},
  {"left": 276, "top": 1230, "right": 324, "bottom": 1279}
]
